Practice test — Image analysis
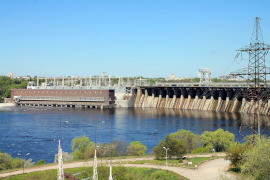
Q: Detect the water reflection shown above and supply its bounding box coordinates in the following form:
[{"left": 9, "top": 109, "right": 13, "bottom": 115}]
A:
[{"left": 0, "top": 106, "right": 269, "bottom": 163}]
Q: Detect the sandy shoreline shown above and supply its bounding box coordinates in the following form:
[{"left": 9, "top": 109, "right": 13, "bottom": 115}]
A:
[{"left": 0, "top": 103, "right": 15, "bottom": 107}]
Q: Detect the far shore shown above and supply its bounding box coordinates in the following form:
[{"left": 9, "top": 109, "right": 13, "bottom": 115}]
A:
[{"left": 0, "top": 103, "right": 15, "bottom": 107}]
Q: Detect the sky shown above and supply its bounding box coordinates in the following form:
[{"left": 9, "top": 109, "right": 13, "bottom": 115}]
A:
[{"left": 1, "top": 0, "right": 270, "bottom": 78}]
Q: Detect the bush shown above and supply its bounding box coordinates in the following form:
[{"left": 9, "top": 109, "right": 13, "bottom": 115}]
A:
[
  {"left": 191, "top": 147, "right": 209, "bottom": 154},
  {"left": 128, "top": 141, "right": 147, "bottom": 156},
  {"left": 201, "top": 128, "right": 234, "bottom": 152},
  {"left": 0, "top": 152, "right": 13, "bottom": 170},
  {"left": 12, "top": 158, "right": 24, "bottom": 168},
  {"left": 170, "top": 129, "right": 199, "bottom": 153},
  {"left": 36, "top": 159, "right": 45, "bottom": 165},
  {"left": 54, "top": 152, "right": 73, "bottom": 163},
  {"left": 240, "top": 137, "right": 270, "bottom": 179},
  {"left": 226, "top": 143, "right": 249, "bottom": 168},
  {"left": 24, "top": 158, "right": 35, "bottom": 168},
  {"left": 109, "top": 139, "right": 128, "bottom": 157}
]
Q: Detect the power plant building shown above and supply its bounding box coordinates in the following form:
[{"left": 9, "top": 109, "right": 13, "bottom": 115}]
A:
[{"left": 10, "top": 89, "right": 116, "bottom": 109}]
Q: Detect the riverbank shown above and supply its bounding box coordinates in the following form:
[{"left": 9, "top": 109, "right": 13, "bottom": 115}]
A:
[{"left": 0, "top": 103, "right": 15, "bottom": 107}]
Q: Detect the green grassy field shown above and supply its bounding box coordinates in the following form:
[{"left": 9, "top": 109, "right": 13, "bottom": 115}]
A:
[
  {"left": 122, "top": 157, "right": 212, "bottom": 167},
  {"left": 2, "top": 166, "right": 188, "bottom": 180}
]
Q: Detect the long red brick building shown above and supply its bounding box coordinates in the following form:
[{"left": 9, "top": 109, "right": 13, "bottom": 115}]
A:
[{"left": 10, "top": 89, "right": 116, "bottom": 109}]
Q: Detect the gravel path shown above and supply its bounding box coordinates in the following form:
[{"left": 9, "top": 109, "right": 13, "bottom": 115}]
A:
[{"left": 0, "top": 154, "right": 236, "bottom": 179}]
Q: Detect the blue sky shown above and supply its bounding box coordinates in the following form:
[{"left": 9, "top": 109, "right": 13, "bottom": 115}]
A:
[{"left": 0, "top": 0, "right": 270, "bottom": 78}]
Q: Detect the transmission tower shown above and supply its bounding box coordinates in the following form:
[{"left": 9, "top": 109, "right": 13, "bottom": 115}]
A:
[
  {"left": 230, "top": 17, "right": 270, "bottom": 142},
  {"left": 57, "top": 140, "right": 64, "bottom": 180},
  {"left": 93, "top": 149, "right": 98, "bottom": 180}
]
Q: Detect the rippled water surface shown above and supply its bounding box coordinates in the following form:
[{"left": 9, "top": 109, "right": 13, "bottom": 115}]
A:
[{"left": 0, "top": 106, "right": 269, "bottom": 163}]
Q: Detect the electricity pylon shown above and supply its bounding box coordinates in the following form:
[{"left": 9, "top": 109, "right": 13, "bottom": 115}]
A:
[
  {"left": 93, "top": 150, "right": 98, "bottom": 180},
  {"left": 57, "top": 140, "right": 64, "bottom": 180},
  {"left": 230, "top": 17, "right": 270, "bottom": 142}
]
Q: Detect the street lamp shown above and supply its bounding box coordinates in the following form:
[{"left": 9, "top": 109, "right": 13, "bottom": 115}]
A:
[
  {"left": 17, "top": 153, "right": 30, "bottom": 174},
  {"left": 163, "top": 147, "right": 169, "bottom": 173}
]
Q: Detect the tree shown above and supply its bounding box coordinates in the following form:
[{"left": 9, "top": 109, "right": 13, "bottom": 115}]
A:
[
  {"left": 201, "top": 128, "right": 234, "bottom": 152},
  {"left": 170, "top": 129, "right": 199, "bottom": 153},
  {"left": 240, "top": 137, "right": 270, "bottom": 179},
  {"left": 153, "top": 135, "right": 187, "bottom": 159},
  {"left": 128, "top": 141, "right": 147, "bottom": 156},
  {"left": 71, "top": 136, "right": 94, "bottom": 160}
]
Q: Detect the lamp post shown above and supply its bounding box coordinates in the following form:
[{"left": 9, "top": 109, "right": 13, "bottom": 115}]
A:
[
  {"left": 163, "top": 147, "right": 169, "bottom": 173},
  {"left": 17, "top": 153, "right": 30, "bottom": 174}
]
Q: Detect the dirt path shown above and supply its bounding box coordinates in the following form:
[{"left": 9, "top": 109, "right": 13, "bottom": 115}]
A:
[{"left": 0, "top": 154, "right": 235, "bottom": 179}]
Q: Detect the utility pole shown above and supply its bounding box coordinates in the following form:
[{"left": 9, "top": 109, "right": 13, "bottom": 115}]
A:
[{"left": 230, "top": 17, "right": 270, "bottom": 142}]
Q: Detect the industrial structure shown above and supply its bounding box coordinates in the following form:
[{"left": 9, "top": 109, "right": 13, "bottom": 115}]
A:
[
  {"left": 11, "top": 89, "right": 115, "bottom": 109},
  {"left": 8, "top": 18, "right": 270, "bottom": 128},
  {"left": 230, "top": 17, "right": 270, "bottom": 139}
]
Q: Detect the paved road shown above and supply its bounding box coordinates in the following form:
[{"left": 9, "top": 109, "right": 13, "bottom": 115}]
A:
[{"left": 0, "top": 154, "right": 236, "bottom": 179}]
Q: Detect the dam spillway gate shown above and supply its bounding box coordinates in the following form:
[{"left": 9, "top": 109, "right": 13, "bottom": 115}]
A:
[{"left": 134, "top": 86, "right": 270, "bottom": 115}]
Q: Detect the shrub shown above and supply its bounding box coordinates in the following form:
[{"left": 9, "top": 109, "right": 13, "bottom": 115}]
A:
[
  {"left": 24, "top": 158, "right": 35, "bottom": 168},
  {"left": 240, "top": 137, "right": 270, "bottom": 179},
  {"left": 0, "top": 152, "right": 13, "bottom": 170},
  {"left": 36, "top": 159, "right": 45, "bottom": 165},
  {"left": 109, "top": 139, "right": 128, "bottom": 157},
  {"left": 12, "top": 158, "right": 24, "bottom": 168},
  {"left": 128, "top": 141, "right": 147, "bottom": 156},
  {"left": 226, "top": 143, "right": 249, "bottom": 168},
  {"left": 191, "top": 147, "right": 209, "bottom": 154},
  {"left": 54, "top": 152, "right": 73, "bottom": 163}
]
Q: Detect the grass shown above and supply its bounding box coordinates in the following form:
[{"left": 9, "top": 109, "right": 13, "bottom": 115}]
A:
[
  {"left": 182, "top": 157, "right": 212, "bottom": 167},
  {"left": 120, "top": 157, "right": 213, "bottom": 168},
  {"left": 2, "top": 166, "right": 188, "bottom": 180},
  {"left": 122, "top": 159, "right": 181, "bottom": 166}
]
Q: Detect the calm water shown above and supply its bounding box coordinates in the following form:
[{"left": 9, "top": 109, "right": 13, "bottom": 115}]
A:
[{"left": 0, "top": 107, "right": 269, "bottom": 163}]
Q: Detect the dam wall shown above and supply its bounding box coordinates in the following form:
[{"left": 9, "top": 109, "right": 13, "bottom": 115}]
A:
[{"left": 134, "top": 87, "right": 270, "bottom": 115}]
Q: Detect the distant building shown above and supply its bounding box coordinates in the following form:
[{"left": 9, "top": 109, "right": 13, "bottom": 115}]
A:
[
  {"left": 7, "top": 73, "right": 31, "bottom": 80},
  {"left": 165, "top": 74, "right": 188, "bottom": 81},
  {"left": 8, "top": 73, "right": 14, "bottom": 79},
  {"left": 218, "top": 75, "right": 245, "bottom": 81}
]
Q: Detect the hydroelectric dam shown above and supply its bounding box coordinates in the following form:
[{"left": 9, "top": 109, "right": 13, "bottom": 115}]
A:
[
  {"left": 9, "top": 76, "right": 270, "bottom": 116},
  {"left": 133, "top": 83, "right": 270, "bottom": 116}
]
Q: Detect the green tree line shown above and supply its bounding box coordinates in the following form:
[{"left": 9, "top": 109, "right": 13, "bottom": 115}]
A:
[{"left": 0, "top": 76, "right": 32, "bottom": 100}]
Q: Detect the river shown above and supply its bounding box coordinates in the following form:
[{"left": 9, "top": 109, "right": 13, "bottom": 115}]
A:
[{"left": 0, "top": 106, "right": 269, "bottom": 163}]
